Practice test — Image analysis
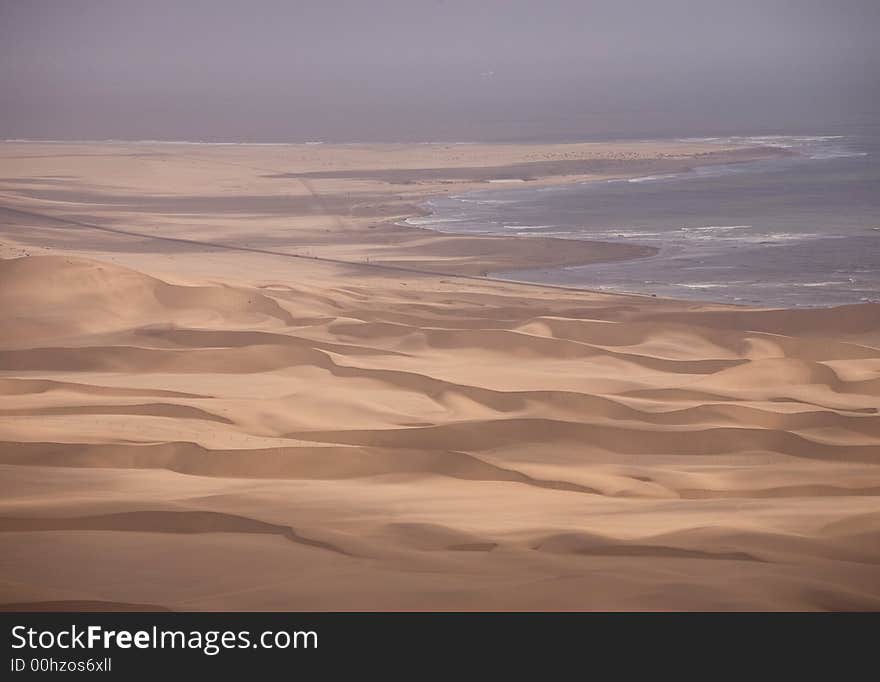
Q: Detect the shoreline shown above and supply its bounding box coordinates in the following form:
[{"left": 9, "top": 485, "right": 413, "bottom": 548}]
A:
[
  {"left": 0, "top": 137, "right": 790, "bottom": 290},
  {"left": 5, "top": 136, "right": 871, "bottom": 311},
  {"left": 391, "top": 141, "right": 874, "bottom": 309},
  {"left": 2, "top": 137, "right": 870, "bottom": 311}
]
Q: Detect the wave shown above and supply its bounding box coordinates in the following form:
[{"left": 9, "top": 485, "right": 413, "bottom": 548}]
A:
[
  {"left": 586, "top": 230, "right": 666, "bottom": 239},
  {"left": 680, "top": 134, "right": 867, "bottom": 162},
  {"left": 808, "top": 151, "right": 869, "bottom": 160},
  {"left": 745, "top": 232, "right": 821, "bottom": 242},
  {"left": 626, "top": 174, "right": 678, "bottom": 184},
  {"left": 673, "top": 283, "right": 730, "bottom": 289},
  {"left": 681, "top": 134, "right": 845, "bottom": 146},
  {"left": 681, "top": 225, "right": 752, "bottom": 232},
  {"left": 404, "top": 216, "right": 467, "bottom": 226},
  {"left": 681, "top": 232, "right": 821, "bottom": 244},
  {"left": 797, "top": 281, "right": 852, "bottom": 288},
  {"left": 453, "top": 197, "right": 518, "bottom": 205}
]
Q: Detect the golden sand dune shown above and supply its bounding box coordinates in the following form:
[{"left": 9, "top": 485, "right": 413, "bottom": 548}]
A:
[
  {"left": 0, "top": 253, "right": 877, "bottom": 611},
  {"left": 0, "top": 141, "right": 878, "bottom": 610}
]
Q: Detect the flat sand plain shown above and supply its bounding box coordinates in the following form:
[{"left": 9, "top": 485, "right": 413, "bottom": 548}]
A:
[{"left": 0, "top": 140, "right": 877, "bottom": 611}]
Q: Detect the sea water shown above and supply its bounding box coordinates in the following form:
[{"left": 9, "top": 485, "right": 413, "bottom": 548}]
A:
[{"left": 407, "top": 128, "right": 880, "bottom": 307}]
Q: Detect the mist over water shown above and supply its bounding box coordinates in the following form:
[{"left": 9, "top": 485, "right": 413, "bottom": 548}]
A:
[
  {"left": 1, "top": 1, "right": 878, "bottom": 143},
  {"left": 412, "top": 130, "right": 880, "bottom": 307}
]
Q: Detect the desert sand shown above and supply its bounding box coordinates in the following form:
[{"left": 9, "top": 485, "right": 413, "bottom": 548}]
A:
[{"left": 0, "top": 140, "right": 878, "bottom": 611}]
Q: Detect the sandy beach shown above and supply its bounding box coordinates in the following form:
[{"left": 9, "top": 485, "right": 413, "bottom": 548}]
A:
[{"left": 0, "top": 140, "right": 878, "bottom": 611}]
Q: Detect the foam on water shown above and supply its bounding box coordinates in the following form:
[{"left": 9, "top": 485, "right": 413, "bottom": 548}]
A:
[
  {"left": 680, "top": 225, "right": 752, "bottom": 232},
  {"left": 404, "top": 216, "right": 467, "bottom": 226},
  {"left": 626, "top": 175, "right": 675, "bottom": 183}
]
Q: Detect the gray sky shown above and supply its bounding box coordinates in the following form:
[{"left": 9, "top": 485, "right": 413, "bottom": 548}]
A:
[{"left": 1, "top": 0, "right": 878, "bottom": 141}]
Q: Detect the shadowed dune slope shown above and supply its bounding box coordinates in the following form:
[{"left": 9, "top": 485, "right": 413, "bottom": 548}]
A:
[{"left": 1, "top": 255, "right": 878, "bottom": 611}]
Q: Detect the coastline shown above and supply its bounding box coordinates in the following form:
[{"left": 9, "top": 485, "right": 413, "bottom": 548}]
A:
[
  {"left": 6, "top": 137, "right": 867, "bottom": 309},
  {"left": 0, "top": 138, "right": 790, "bottom": 279},
  {"left": 396, "top": 136, "right": 877, "bottom": 308}
]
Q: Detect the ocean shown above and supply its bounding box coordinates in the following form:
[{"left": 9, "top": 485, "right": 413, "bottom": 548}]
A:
[{"left": 405, "top": 127, "right": 880, "bottom": 308}]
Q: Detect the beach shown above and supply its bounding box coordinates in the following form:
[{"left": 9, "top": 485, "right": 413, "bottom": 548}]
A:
[{"left": 0, "top": 140, "right": 878, "bottom": 611}]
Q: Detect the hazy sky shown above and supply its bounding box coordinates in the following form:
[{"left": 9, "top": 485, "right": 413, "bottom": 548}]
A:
[{"left": 1, "top": 0, "right": 878, "bottom": 141}]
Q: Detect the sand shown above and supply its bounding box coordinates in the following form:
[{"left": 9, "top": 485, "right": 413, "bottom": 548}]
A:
[{"left": 0, "top": 140, "right": 877, "bottom": 611}]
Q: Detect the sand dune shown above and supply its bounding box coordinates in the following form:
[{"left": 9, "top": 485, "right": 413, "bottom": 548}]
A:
[
  {"left": 0, "top": 141, "right": 878, "bottom": 610},
  {"left": 1, "top": 253, "right": 877, "bottom": 610}
]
